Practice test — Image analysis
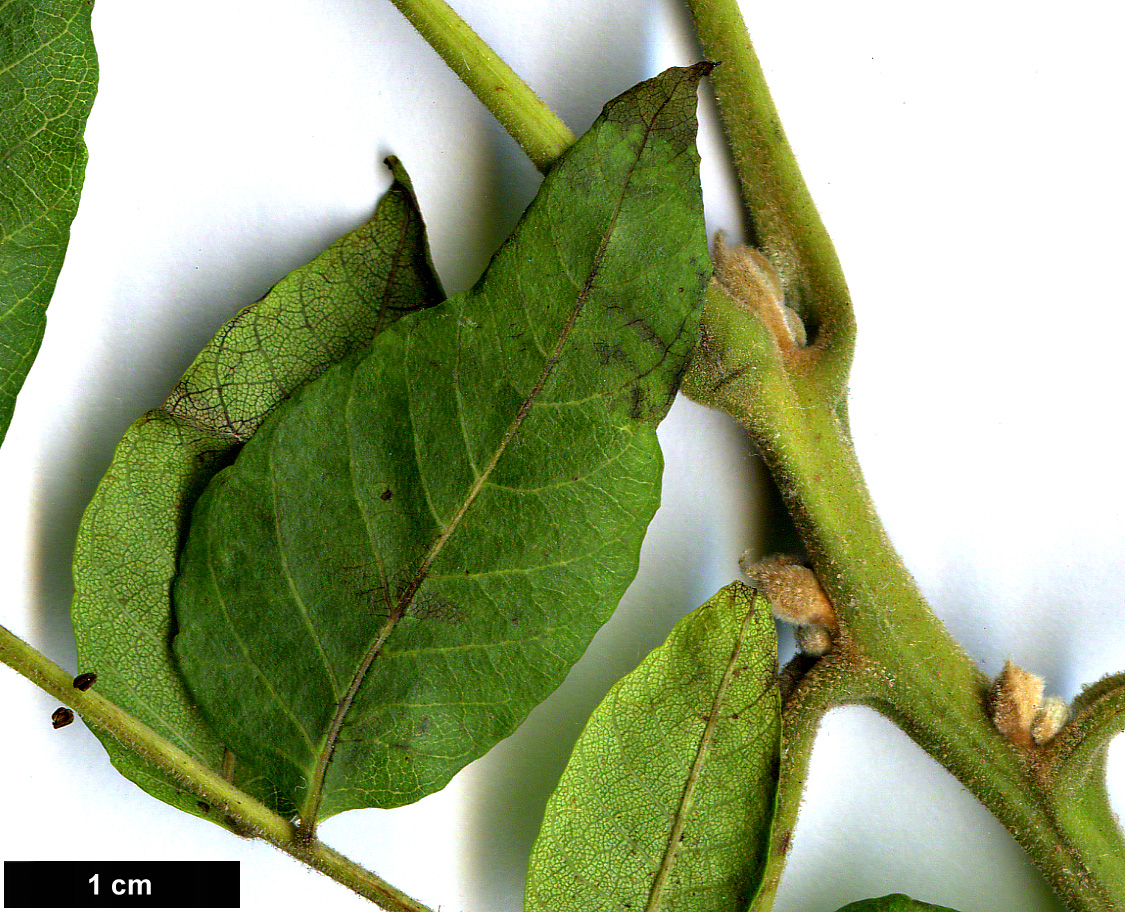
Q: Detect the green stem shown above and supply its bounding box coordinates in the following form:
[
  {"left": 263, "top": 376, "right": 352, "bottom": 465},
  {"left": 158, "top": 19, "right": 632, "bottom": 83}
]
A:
[
  {"left": 751, "top": 652, "right": 881, "bottom": 912},
  {"left": 385, "top": 0, "right": 574, "bottom": 173},
  {"left": 678, "top": 3, "right": 1125, "bottom": 906},
  {"left": 0, "top": 623, "right": 435, "bottom": 912},
  {"left": 1048, "top": 672, "right": 1125, "bottom": 789},
  {"left": 684, "top": 0, "right": 854, "bottom": 391},
  {"left": 686, "top": 280, "right": 1125, "bottom": 910}
]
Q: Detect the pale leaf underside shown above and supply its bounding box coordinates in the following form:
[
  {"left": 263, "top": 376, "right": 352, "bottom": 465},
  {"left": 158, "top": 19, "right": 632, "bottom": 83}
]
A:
[
  {"left": 71, "top": 160, "right": 443, "bottom": 823},
  {"left": 524, "top": 582, "right": 781, "bottom": 912}
]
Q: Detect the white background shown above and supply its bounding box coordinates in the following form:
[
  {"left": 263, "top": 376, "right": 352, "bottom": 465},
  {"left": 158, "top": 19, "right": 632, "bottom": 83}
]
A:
[{"left": 1, "top": 1, "right": 1123, "bottom": 910}]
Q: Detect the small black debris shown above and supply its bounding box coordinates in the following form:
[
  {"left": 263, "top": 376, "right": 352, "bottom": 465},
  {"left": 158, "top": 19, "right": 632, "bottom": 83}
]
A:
[{"left": 72, "top": 672, "right": 97, "bottom": 691}]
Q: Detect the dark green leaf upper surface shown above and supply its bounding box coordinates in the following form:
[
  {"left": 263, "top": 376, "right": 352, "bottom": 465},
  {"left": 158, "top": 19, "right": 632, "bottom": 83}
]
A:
[
  {"left": 835, "top": 896, "right": 962, "bottom": 912},
  {"left": 172, "top": 66, "right": 712, "bottom": 824},
  {"left": 71, "top": 161, "right": 443, "bottom": 824},
  {"left": 525, "top": 582, "right": 780, "bottom": 912},
  {"left": 0, "top": 0, "right": 98, "bottom": 443}
]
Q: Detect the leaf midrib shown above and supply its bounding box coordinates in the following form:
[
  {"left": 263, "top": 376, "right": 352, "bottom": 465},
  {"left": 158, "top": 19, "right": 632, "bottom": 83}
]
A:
[
  {"left": 643, "top": 595, "right": 764, "bottom": 912},
  {"left": 296, "top": 100, "right": 674, "bottom": 833}
]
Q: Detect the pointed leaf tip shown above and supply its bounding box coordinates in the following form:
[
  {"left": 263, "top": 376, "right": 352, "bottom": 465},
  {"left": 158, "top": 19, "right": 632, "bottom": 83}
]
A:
[{"left": 595, "top": 64, "right": 714, "bottom": 160}]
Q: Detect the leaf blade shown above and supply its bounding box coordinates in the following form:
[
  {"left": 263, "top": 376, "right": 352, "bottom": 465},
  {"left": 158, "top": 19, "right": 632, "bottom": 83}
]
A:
[
  {"left": 172, "top": 65, "right": 713, "bottom": 824},
  {"left": 70, "top": 162, "right": 443, "bottom": 823},
  {"left": 0, "top": 0, "right": 98, "bottom": 443},
  {"left": 163, "top": 158, "right": 443, "bottom": 443},
  {"left": 524, "top": 582, "right": 781, "bottom": 912}
]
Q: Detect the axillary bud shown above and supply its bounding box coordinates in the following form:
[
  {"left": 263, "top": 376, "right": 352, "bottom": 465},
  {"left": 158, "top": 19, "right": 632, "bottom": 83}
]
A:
[{"left": 741, "top": 553, "right": 838, "bottom": 655}]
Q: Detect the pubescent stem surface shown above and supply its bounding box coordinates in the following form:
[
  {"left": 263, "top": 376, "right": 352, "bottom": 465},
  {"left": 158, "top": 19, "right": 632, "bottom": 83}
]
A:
[
  {"left": 683, "top": 277, "right": 1125, "bottom": 910},
  {"left": 0, "top": 623, "right": 436, "bottom": 912},
  {"left": 684, "top": 0, "right": 854, "bottom": 395},
  {"left": 749, "top": 651, "right": 881, "bottom": 912},
  {"left": 780, "top": 396, "right": 1125, "bottom": 912},
  {"left": 678, "top": 1, "right": 1125, "bottom": 904}
]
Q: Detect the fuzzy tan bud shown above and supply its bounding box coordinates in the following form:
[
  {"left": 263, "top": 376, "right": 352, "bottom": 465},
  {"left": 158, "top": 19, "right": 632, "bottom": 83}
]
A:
[
  {"left": 1031, "top": 695, "right": 1070, "bottom": 745},
  {"left": 989, "top": 660, "right": 1045, "bottom": 748},
  {"left": 741, "top": 553, "right": 838, "bottom": 639},
  {"left": 712, "top": 235, "right": 806, "bottom": 349},
  {"left": 795, "top": 624, "right": 833, "bottom": 657}
]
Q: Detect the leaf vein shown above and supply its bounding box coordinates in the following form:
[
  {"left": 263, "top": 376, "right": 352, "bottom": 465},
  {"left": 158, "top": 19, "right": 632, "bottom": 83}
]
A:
[
  {"left": 268, "top": 442, "right": 343, "bottom": 697},
  {"left": 205, "top": 496, "right": 321, "bottom": 759}
]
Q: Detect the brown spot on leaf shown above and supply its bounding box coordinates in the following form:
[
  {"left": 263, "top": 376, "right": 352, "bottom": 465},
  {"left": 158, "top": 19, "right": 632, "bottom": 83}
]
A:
[
  {"left": 380, "top": 489, "right": 393, "bottom": 501},
  {"left": 331, "top": 560, "right": 393, "bottom": 619},
  {"left": 629, "top": 385, "right": 645, "bottom": 421},
  {"left": 625, "top": 316, "right": 664, "bottom": 350}
]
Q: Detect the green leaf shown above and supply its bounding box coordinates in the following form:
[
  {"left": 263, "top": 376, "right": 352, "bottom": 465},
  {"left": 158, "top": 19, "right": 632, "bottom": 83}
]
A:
[
  {"left": 524, "top": 582, "right": 780, "bottom": 912},
  {"left": 834, "top": 896, "right": 963, "bottom": 912},
  {"left": 0, "top": 0, "right": 98, "bottom": 444},
  {"left": 71, "top": 160, "right": 443, "bottom": 825},
  {"left": 172, "top": 65, "right": 713, "bottom": 828}
]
